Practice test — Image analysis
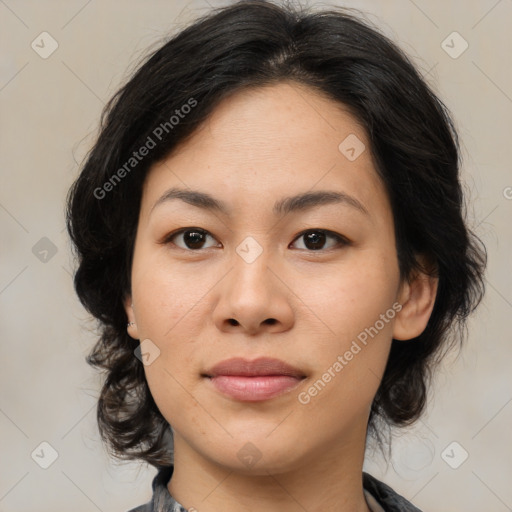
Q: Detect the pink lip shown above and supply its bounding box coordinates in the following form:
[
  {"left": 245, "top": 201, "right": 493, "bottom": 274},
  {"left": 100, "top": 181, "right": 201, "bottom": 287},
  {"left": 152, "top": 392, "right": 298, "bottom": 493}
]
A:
[{"left": 203, "top": 357, "right": 305, "bottom": 402}]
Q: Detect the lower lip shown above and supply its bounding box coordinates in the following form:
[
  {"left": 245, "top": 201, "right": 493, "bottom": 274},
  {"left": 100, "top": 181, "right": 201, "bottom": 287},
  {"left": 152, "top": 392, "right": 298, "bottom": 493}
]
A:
[{"left": 207, "top": 375, "right": 303, "bottom": 401}]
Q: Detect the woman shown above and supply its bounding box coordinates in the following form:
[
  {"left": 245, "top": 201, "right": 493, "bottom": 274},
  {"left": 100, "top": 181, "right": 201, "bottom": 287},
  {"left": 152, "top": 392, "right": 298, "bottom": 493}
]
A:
[{"left": 66, "top": 1, "right": 486, "bottom": 511}]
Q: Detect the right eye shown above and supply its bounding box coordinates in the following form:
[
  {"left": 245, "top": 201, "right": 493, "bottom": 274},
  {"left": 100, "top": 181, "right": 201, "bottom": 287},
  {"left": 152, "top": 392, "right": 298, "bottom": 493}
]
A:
[{"left": 162, "top": 228, "right": 221, "bottom": 251}]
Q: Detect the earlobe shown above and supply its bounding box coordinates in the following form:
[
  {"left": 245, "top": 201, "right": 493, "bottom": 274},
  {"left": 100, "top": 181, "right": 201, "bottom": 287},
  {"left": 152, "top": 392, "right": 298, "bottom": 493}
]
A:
[
  {"left": 123, "top": 294, "right": 140, "bottom": 340},
  {"left": 393, "top": 266, "right": 438, "bottom": 341}
]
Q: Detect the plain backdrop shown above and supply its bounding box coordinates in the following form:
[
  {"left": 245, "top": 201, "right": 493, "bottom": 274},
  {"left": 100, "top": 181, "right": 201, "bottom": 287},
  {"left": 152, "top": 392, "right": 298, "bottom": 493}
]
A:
[{"left": 1, "top": 1, "right": 511, "bottom": 511}]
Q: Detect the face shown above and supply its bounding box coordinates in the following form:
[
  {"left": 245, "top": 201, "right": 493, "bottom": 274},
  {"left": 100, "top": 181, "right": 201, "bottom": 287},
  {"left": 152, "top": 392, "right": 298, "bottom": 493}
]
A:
[{"left": 124, "top": 82, "right": 431, "bottom": 475}]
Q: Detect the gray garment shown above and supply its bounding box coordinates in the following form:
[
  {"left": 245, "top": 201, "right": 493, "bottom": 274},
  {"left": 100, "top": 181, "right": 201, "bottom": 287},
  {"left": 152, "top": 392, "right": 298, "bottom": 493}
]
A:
[{"left": 127, "top": 465, "right": 422, "bottom": 512}]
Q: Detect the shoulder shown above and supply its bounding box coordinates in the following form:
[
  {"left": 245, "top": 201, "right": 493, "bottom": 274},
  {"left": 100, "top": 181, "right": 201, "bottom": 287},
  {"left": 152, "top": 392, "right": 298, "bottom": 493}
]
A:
[
  {"left": 125, "top": 465, "right": 180, "bottom": 512},
  {"left": 125, "top": 504, "right": 151, "bottom": 512},
  {"left": 363, "top": 472, "right": 423, "bottom": 512}
]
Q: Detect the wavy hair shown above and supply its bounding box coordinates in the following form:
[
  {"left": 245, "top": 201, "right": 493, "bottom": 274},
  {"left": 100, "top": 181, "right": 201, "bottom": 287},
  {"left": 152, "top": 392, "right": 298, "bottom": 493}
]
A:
[{"left": 66, "top": 0, "right": 487, "bottom": 468}]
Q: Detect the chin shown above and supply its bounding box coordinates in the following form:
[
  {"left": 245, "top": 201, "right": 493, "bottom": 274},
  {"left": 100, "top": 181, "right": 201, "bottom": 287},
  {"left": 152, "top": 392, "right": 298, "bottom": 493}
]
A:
[{"left": 200, "top": 433, "right": 304, "bottom": 476}]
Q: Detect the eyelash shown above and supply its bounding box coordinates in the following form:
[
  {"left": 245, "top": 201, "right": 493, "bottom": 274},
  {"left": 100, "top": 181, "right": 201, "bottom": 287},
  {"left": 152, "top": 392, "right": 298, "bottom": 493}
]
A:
[{"left": 161, "top": 227, "right": 351, "bottom": 252}]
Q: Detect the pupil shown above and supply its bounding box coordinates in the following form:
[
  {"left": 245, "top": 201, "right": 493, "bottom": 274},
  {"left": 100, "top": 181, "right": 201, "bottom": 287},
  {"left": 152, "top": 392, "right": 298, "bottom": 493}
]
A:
[
  {"left": 305, "top": 231, "right": 325, "bottom": 250},
  {"left": 185, "top": 230, "right": 204, "bottom": 249}
]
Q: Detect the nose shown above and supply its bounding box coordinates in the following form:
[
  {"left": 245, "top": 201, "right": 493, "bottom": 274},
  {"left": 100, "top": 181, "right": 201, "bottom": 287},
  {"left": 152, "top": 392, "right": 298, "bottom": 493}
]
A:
[{"left": 212, "top": 247, "right": 295, "bottom": 336}]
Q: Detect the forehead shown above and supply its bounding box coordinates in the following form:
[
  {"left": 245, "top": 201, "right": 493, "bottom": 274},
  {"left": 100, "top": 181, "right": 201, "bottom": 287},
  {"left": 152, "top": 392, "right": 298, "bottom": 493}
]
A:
[{"left": 140, "top": 81, "right": 389, "bottom": 223}]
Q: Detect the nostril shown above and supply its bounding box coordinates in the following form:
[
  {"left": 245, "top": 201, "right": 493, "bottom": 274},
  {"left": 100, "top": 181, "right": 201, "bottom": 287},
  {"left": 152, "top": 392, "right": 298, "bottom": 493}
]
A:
[{"left": 227, "top": 318, "right": 276, "bottom": 327}]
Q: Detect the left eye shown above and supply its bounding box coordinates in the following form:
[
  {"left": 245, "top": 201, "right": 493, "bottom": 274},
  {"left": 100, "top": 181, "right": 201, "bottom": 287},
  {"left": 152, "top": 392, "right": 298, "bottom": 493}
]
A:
[{"left": 290, "top": 229, "right": 349, "bottom": 251}]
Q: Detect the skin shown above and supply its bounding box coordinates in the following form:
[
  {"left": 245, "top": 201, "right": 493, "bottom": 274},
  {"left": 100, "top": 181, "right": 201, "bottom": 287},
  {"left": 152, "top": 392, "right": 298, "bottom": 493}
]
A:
[{"left": 124, "top": 81, "right": 438, "bottom": 512}]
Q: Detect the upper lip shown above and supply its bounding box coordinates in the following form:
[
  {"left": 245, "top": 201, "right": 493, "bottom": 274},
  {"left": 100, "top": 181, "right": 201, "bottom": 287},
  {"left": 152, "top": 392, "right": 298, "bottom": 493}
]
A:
[{"left": 204, "top": 357, "right": 305, "bottom": 378}]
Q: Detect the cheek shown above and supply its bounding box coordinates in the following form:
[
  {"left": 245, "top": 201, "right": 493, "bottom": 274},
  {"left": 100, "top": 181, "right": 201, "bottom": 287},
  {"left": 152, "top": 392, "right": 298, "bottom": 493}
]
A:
[
  {"left": 143, "top": 363, "right": 207, "bottom": 435},
  {"left": 297, "top": 256, "right": 399, "bottom": 415},
  {"left": 131, "top": 260, "right": 209, "bottom": 408},
  {"left": 138, "top": 300, "right": 206, "bottom": 427},
  {"left": 303, "top": 255, "right": 399, "bottom": 347},
  {"left": 131, "top": 247, "right": 210, "bottom": 339}
]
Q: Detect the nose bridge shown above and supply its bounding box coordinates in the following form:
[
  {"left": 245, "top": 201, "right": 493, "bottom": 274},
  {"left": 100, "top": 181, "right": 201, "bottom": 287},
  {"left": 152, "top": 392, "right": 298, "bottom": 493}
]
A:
[{"left": 230, "top": 234, "right": 273, "bottom": 300}]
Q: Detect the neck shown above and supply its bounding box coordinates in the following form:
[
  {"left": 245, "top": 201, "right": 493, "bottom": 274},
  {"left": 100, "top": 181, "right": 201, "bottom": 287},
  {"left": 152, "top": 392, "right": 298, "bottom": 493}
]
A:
[{"left": 167, "top": 429, "right": 372, "bottom": 512}]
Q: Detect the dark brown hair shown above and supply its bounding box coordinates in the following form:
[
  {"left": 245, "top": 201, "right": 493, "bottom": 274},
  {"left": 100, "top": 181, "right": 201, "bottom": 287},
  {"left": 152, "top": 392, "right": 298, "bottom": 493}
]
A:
[{"left": 66, "top": 0, "right": 486, "bottom": 468}]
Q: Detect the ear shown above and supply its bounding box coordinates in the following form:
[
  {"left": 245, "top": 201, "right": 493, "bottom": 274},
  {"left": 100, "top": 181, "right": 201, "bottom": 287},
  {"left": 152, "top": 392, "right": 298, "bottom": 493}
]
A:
[
  {"left": 123, "top": 294, "right": 140, "bottom": 340},
  {"left": 393, "top": 256, "right": 439, "bottom": 341}
]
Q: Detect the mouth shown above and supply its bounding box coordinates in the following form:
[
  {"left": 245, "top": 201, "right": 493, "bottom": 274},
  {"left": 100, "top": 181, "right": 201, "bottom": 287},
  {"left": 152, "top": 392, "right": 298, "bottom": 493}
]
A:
[{"left": 202, "top": 357, "right": 306, "bottom": 402}]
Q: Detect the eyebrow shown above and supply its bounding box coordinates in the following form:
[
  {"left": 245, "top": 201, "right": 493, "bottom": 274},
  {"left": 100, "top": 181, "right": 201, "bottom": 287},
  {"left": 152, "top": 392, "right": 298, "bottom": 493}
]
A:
[{"left": 150, "top": 187, "right": 369, "bottom": 217}]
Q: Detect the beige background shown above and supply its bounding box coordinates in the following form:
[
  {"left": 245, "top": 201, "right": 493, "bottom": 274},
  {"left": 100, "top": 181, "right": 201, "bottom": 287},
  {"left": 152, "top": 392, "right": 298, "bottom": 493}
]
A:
[{"left": 1, "top": 0, "right": 511, "bottom": 510}]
